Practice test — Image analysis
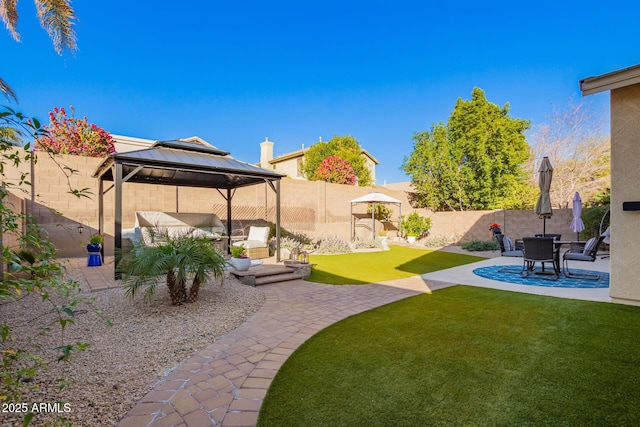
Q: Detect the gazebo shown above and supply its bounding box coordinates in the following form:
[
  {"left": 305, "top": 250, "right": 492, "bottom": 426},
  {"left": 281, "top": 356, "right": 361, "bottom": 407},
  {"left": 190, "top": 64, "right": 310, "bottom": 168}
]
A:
[
  {"left": 92, "top": 139, "right": 285, "bottom": 277},
  {"left": 349, "top": 192, "right": 402, "bottom": 241}
]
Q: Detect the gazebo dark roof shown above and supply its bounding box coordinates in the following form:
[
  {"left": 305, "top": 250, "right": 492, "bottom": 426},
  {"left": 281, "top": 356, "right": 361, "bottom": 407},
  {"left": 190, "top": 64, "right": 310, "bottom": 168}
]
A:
[
  {"left": 93, "top": 139, "right": 285, "bottom": 188},
  {"left": 92, "top": 139, "right": 285, "bottom": 276}
]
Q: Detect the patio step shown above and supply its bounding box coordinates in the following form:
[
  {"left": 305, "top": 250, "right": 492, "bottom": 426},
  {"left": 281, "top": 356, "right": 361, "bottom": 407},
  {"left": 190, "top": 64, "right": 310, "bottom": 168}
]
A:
[
  {"left": 231, "top": 263, "right": 311, "bottom": 286},
  {"left": 255, "top": 272, "right": 301, "bottom": 286}
]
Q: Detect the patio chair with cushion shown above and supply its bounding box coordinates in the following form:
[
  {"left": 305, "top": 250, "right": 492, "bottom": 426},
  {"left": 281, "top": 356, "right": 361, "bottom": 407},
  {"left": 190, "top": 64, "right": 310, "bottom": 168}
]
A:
[
  {"left": 522, "top": 237, "right": 558, "bottom": 280},
  {"left": 495, "top": 234, "right": 523, "bottom": 257},
  {"left": 231, "top": 226, "right": 270, "bottom": 259},
  {"left": 562, "top": 235, "right": 606, "bottom": 280},
  {"left": 495, "top": 234, "right": 524, "bottom": 273}
]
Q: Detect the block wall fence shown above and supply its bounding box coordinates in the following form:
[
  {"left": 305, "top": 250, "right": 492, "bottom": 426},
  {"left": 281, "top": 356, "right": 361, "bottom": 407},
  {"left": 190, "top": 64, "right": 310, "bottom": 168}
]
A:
[{"left": 6, "top": 152, "right": 581, "bottom": 257}]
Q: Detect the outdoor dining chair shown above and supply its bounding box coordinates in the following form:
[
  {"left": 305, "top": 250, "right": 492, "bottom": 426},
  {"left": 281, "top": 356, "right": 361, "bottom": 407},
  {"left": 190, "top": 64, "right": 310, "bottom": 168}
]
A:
[
  {"left": 522, "top": 237, "right": 559, "bottom": 280},
  {"left": 495, "top": 234, "right": 524, "bottom": 273},
  {"left": 562, "top": 235, "right": 606, "bottom": 280},
  {"left": 535, "top": 233, "right": 562, "bottom": 240}
]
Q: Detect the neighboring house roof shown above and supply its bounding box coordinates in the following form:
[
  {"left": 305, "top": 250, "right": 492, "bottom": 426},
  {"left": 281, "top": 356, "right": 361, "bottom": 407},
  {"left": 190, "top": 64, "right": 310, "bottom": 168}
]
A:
[
  {"left": 580, "top": 64, "right": 640, "bottom": 95},
  {"left": 269, "top": 146, "right": 379, "bottom": 165}
]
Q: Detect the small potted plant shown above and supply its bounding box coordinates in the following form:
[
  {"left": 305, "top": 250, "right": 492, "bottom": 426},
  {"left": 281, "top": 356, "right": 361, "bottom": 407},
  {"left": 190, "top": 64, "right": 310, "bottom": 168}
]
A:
[
  {"left": 230, "top": 245, "right": 251, "bottom": 271},
  {"left": 489, "top": 223, "right": 502, "bottom": 235},
  {"left": 402, "top": 212, "right": 432, "bottom": 244},
  {"left": 87, "top": 234, "right": 103, "bottom": 267}
]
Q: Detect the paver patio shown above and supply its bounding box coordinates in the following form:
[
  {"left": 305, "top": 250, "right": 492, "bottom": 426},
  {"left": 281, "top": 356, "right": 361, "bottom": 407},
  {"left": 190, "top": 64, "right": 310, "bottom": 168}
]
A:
[{"left": 114, "top": 276, "right": 437, "bottom": 427}]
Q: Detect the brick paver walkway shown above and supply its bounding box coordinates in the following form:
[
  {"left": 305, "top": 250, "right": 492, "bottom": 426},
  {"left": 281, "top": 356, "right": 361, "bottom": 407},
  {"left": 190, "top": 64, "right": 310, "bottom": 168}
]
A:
[{"left": 115, "top": 277, "right": 439, "bottom": 427}]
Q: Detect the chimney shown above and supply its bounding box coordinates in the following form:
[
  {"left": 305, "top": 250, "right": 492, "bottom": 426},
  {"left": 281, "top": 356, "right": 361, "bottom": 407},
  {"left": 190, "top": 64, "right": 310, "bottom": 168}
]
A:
[{"left": 260, "top": 137, "right": 274, "bottom": 170}]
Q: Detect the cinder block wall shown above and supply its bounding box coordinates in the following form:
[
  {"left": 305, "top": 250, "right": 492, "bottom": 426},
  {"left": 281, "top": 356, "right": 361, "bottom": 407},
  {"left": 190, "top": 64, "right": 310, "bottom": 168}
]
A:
[{"left": 7, "top": 152, "right": 585, "bottom": 257}]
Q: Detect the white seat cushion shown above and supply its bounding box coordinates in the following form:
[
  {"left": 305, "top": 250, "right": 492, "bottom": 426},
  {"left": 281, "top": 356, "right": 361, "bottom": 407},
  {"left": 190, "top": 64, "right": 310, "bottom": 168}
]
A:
[
  {"left": 247, "top": 226, "right": 270, "bottom": 243},
  {"left": 233, "top": 239, "right": 267, "bottom": 249}
]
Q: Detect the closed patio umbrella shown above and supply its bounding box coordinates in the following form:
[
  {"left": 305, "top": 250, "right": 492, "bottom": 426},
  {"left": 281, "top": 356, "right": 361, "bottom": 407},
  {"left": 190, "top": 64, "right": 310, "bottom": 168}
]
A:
[
  {"left": 570, "top": 191, "right": 585, "bottom": 240},
  {"left": 534, "top": 156, "right": 553, "bottom": 235}
]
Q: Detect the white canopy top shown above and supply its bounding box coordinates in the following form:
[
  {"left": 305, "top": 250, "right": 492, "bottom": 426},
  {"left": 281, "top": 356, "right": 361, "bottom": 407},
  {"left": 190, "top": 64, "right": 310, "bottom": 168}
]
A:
[{"left": 349, "top": 192, "right": 402, "bottom": 204}]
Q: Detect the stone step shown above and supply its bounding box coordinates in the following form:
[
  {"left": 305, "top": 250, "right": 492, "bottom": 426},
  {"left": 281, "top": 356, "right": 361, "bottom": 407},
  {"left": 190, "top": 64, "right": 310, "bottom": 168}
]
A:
[
  {"left": 255, "top": 272, "right": 301, "bottom": 286},
  {"left": 253, "top": 266, "right": 293, "bottom": 277}
]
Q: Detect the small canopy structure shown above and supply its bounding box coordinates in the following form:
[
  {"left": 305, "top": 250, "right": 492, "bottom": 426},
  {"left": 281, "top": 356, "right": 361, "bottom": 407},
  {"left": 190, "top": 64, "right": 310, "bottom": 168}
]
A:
[
  {"left": 349, "top": 192, "right": 402, "bottom": 241},
  {"left": 93, "top": 139, "right": 285, "bottom": 277}
]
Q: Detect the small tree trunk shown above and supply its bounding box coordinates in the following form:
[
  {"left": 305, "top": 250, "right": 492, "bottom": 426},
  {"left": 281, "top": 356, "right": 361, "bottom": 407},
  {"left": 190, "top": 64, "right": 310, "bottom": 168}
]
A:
[
  {"left": 166, "top": 269, "right": 186, "bottom": 306},
  {"left": 188, "top": 276, "right": 201, "bottom": 303}
]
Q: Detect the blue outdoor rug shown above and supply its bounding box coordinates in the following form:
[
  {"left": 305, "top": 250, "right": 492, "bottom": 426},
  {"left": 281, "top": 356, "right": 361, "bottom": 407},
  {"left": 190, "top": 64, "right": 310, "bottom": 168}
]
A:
[{"left": 473, "top": 265, "right": 609, "bottom": 288}]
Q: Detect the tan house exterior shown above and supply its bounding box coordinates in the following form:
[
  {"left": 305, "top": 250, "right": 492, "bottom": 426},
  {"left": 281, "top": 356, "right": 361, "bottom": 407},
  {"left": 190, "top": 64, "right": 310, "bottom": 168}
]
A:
[
  {"left": 257, "top": 138, "right": 379, "bottom": 184},
  {"left": 581, "top": 64, "right": 640, "bottom": 306}
]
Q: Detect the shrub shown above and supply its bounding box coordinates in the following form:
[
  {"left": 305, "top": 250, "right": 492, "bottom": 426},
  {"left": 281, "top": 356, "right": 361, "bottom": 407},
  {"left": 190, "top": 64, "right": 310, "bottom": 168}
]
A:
[
  {"left": 367, "top": 203, "right": 392, "bottom": 221},
  {"left": 313, "top": 156, "right": 357, "bottom": 185},
  {"left": 355, "top": 239, "right": 382, "bottom": 249},
  {"left": 421, "top": 235, "right": 452, "bottom": 248},
  {"left": 279, "top": 236, "right": 303, "bottom": 250},
  {"left": 582, "top": 205, "right": 610, "bottom": 238},
  {"left": 315, "top": 235, "right": 352, "bottom": 254},
  {"left": 460, "top": 239, "right": 499, "bottom": 252},
  {"left": 402, "top": 212, "right": 432, "bottom": 238},
  {"left": 36, "top": 106, "right": 116, "bottom": 157},
  {"left": 89, "top": 234, "right": 103, "bottom": 245}
]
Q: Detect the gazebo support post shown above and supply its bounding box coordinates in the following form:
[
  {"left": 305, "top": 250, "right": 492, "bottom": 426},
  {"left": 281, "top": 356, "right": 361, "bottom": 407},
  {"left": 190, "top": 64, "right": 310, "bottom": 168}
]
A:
[
  {"left": 371, "top": 203, "right": 375, "bottom": 239},
  {"left": 350, "top": 203, "right": 354, "bottom": 242},
  {"left": 275, "top": 179, "right": 281, "bottom": 262},
  {"left": 226, "top": 188, "right": 232, "bottom": 255},
  {"left": 114, "top": 163, "right": 123, "bottom": 279}
]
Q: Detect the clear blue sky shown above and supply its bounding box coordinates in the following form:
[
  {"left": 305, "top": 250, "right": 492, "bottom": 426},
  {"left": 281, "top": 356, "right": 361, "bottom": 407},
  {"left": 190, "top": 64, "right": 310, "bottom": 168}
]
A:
[{"left": 3, "top": 1, "right": 638, "bottom": 184}]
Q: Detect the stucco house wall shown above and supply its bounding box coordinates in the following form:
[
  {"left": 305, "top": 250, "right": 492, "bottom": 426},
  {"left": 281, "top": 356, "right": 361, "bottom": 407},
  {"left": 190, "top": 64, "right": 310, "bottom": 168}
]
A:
[
  {"left": 609, "top": 84, "right": 640, "bottom": 304},
  {"left": 581, "top": 64, "right": 640, "bottom": 305}
]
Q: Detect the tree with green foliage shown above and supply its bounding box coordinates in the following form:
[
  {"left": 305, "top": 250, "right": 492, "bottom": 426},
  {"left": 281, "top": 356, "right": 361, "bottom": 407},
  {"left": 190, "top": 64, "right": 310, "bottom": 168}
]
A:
[
  {"left": 1, "top": 109, "right": 106, "bottom": 426},
  {"left": 302, "top": 135, "right": 372, "bottom": 186},
  {"left": 402, "top": 87, "right": 532, "bottom": 211}
]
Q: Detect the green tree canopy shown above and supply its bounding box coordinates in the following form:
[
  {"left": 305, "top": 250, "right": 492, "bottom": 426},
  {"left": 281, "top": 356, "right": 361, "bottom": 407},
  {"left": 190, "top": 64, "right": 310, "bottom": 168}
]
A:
[
  {"left": 402, "top": 87, "right": 532, "bottom": 211},
  {"left": 302, "top": 135, "right": 372, "bottom": 186}
]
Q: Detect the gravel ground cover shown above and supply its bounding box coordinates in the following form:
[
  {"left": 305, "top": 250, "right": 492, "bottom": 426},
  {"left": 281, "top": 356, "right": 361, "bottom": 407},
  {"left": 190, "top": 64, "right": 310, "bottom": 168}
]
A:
[{"left": 1, "top": 258, "right": 265, "bottom": 427}]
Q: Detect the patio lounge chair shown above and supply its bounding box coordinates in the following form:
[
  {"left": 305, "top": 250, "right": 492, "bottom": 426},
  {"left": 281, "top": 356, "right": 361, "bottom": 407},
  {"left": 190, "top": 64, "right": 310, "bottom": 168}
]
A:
[
  {"left": 495, "top": 234, "right": 524, "bottom": 273},
  {"left": 562, "top": 235, "right": 605, "bottom": 280},
  {"left": 522, "top": 237, "right": 558, "bottom": 280},
  {"left": 231, "top": 226, "right": 270, "bottom": 259}
]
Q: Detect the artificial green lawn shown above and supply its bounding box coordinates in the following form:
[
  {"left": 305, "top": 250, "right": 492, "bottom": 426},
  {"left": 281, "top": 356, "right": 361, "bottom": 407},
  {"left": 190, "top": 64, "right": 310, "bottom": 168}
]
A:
[
  {"left": 307, "top": 245, "right": 484, "bottom": 284},
  {"left": 259, "top": 286, "right": 640, "bottom": 426}
]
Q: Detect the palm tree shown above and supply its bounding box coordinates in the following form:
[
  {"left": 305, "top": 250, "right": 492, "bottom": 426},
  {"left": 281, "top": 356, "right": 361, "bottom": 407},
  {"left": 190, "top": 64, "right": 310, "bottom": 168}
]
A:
[
  {"left": 1, "top": 0, "right": 77, "bottom": 101},
  {"left": 118, "top": 231, "right": 228, "bottom": 305},
  {"left": 0, "top": 125, "right": 23, "bottom": 146}
]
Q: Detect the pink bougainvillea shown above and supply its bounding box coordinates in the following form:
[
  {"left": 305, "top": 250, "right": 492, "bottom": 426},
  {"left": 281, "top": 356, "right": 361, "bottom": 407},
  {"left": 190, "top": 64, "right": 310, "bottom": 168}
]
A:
[
  {"left": 313, "top": 156, "right": 357, "bottom": 185},
  {"left": 36, "top": 106, "right": 116, "bottom": 157}
]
